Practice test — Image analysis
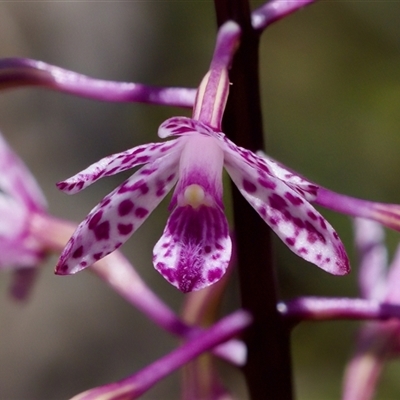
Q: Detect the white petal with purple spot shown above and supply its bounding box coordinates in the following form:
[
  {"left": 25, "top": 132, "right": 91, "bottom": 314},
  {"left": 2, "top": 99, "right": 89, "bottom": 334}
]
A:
[
  {"left": 224, "top": 148, "right": 349, "bottom": 275},
  {"left": 57, "top": 138, "right": 183, "bottom": 194},
  {"left": 56, "top": 152, "right": 180, "bottom": 274},
  {"left": 153, "top": 204, "right": 231, "bottom": 292}
]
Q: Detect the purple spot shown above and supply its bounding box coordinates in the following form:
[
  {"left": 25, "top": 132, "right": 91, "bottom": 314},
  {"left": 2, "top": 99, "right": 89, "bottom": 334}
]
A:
[
  {"left": 122, "top": 155, "right": 134, "bottom": 164},
  {"left": 93, "top": 252, "right": 103, "bottom": 261},
  {"left": 118, "top": 223, "right": 133, "bottom": 235},
  {"left": 135, "top": 182, "right": 150, "bottom": 193},
  {"left": 258, "top": 178, "right": 276, "bottom": 190},
  {"left": 149, "top": 144, "right": 162, "bottom": 151},
  {"left": 136, "top": 155, "right": 150, "bottom": 163},
  {"left": 160, "top": 144, "right": 175, "bottom": 153},
  {"left": 118, "top": 199, "right": 134, "bottom": 216},
  {"left": 118, "top": 184, "right": 131, "bottom": 194},
  {"left": 285, "top": 192, "right": 303, "bottom": 206},
  {"left": 256, "top": 161, "right": 270, "bottom": 174},
  {"left": 156, "top": 187, "right": 166, "bottom": 197},
  {"left": 299, "top": 247, "right": 308, "bottom": 254},
  {"left": 204, "top": 245, "right": 212, "bottom": 254},
  {"left": 319, "top": 217, "right": 327, "bottom": 230},
  {"left": 133, "top": 147, "right": 146, "bottom": 155},
  {"left": 140, "top": 167, "right": 157, "bottom": 175},
  {"left": 216, "top": 243, "right": 223, "bottom": 250},
  {"left": 325, "top": 257, "right": 331, "bottom": 263},
  {"left": 101, "top": 198, "right": 111, "bottom": 207},
  {"left": 307, "top": 211, "right": 318, "bottom": 220},
  {"left": 118, "top": 180, "right": 149, "bottom": 194},
  {"left": 59, "top": 263, "right": 68, "bottom": 273},
  {"left": 72, "top": 246, "right": 83, "bottom": 259},
  {"left": 292, "top": 217, "right": 305, "bottom": 230},
  {"left": 135, "top": 207, "right": 149, "bottom": 218},
  {"left": 268, "top": 216, "right": 279, "bottom": 226},
  {"left": 208, "top": 268, "right": 223, "bottom": 283},
  {"left": 166, "top": 174, "right": 175, "bottom": 182},
  {"left": 88, "top": 211, "right": 103, "bottom": 230},
  {"left": 94, "top": 221, "right": 110, "bottom": 240},
  {"left": 76, "top": 181, "right": 84, "bottom": 191},
  {"left": 333, "top": 232, "right": 339, "bottom": 240},
  {"left": 269, "top": 194, "right": 287, "bottom": 211},
  {"left": 57, "top": 182, "right": 67, "bottom": 190},
  {"left": 159, "top": 266, "right": 176, "bottom": 284},
  {"left": 163, "top": 249, "right": 172, "bottom": 257},
  {"left": 80, "top": 261, "right": 87, "bottom": 267},
  {"left": 106, "top": 167, "right": 119, "bottom": 176},
  {"left": 305, "top": 221, "right": 326, "bottom": 244},
  {"left": 258, "top": 207, "right": 267, "bottom": 218},
  {"left": 285, "top": 237, "right": 295, "bottom": 246},
  {"left": 243, "top": 179, "right": 257, "bottom": 193}
]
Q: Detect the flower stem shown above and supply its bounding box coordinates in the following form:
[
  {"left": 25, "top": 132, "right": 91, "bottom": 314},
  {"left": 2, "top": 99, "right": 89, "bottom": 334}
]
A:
[{"left": 214, "top": 1, "right": 293, "bottom": 399}]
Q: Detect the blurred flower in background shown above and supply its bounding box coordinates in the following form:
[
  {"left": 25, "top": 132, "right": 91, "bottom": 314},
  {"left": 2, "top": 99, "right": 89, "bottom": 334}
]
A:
[{"left": 343, "top": 219, "right": 400, "bottom": 400}]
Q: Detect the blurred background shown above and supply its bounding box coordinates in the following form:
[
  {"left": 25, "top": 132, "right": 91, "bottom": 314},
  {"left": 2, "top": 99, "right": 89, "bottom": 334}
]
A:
[{"left": 0, "top": 1, "right": 400, "bottom": 399}]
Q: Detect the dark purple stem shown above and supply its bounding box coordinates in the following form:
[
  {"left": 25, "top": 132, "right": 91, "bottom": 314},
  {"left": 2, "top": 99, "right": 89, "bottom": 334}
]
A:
[{"left": 214, "top": 1, "right": 293, "bottom": 399}]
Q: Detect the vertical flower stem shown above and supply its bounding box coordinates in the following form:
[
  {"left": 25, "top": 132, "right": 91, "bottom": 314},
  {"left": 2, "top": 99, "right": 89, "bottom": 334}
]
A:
[{"left": 214, "top": 1, "right": 293, "bottom": 399}]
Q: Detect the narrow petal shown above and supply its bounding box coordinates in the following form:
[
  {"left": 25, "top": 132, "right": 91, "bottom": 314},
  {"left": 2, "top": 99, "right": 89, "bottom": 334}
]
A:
[
  {"left": 277, "top": 297, "right": 400, "bottom": 322},
  {"left": 56, "top": 152, "right": 179, "bottom": 275},
  {"left": 0, "top": 132, "right": 47, "bottom": 211},
  {"left": 0, "top": 58, "right": 196, "bottom": 108},
  {"left": 252, "top": 0, "right": 317, "bottom": 31},
  {"left": 224, "top": 149, "right": 349, "bottom": 275},
  {"left": 192, "top": 21, "right": 241, "bottom": 130},
  {"left": 316, "top": 187, "right": 400, "bottom": 232},
  {"left": 70, "top": 310, "right": 252, "bottom": 400},
  {"left": 153, "top": 204, "right": 231, "bottom": 292},
  {"left": 57, "top": 138, "right": 183, "bottom": 194}
]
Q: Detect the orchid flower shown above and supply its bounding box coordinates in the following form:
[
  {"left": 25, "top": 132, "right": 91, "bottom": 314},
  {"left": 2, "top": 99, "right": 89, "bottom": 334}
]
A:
[
  {"left": 342, "top": 219, "right": 400, "bottom": 400},
  {"left": 0, "top": 129, "right": 245, "bottom": 365},
  {"left": 55, "top": 20, "right": 350, "bottom": 293},
  {"left": 0, "top": 132, "right": 48, "bottom": 299}
]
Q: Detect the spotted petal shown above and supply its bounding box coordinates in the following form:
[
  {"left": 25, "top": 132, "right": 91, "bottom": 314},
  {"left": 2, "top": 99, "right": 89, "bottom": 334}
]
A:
[
  {"left": 57, "top": 138, "right": 183, "bottom": 194},
  {"left": 153, "top": 204, "right": 231, "bottom": 293},
  {"left": 224, "top": 147, "right": 349, "bottom": 275},
  {"left": 56, "top": 152, "right": 179, "bottom": 275}
]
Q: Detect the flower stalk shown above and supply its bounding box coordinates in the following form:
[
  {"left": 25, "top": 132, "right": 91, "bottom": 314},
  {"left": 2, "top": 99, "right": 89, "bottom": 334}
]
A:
[{"left": 214, "top": 0, "right": 293, "bottom": 399}]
